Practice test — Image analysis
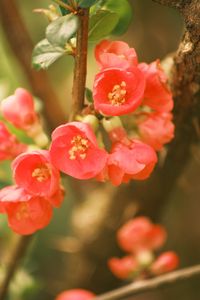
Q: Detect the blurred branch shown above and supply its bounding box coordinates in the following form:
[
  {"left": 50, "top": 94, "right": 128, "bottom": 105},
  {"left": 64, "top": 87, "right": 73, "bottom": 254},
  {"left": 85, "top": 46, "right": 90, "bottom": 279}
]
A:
[
  {"left": 0, "top": 0, "right": 67, "bottom": 130},
  {"left": 70, "top": 7, "right": 89, "bottom": 121},
  {"left": 0, "top": 235, "right": 33, "bottom": 300},
  {"left": 95, "top": 264, "right": 200, "bottom": 300}
]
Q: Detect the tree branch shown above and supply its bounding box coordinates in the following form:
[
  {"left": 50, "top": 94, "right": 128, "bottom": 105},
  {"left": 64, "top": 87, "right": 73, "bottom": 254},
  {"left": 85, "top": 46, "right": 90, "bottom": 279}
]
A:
[
  {"left": 0, "top": 0, "right": 67, "bottom": 130},
  {"left": 95, "top": 264, "right": 200, "bottom": 300},
  {"left": 0, "top": 235, "right": 33, "bottom": 300},
  {"left": 70, "top": 8, "right": 89, "bottom": 121}
]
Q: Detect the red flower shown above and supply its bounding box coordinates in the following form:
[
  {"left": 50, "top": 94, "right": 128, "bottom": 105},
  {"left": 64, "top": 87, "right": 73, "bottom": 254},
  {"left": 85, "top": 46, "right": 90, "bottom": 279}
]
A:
[
  {"left": 0, "top": 121, "right": 27, "bottom": 161},
  {"left": 150, "top": 251, "right": 179, "bottom": 275},
  {"left": 1, "top": 88, "right": 38, "bottom": 131},
  {"left": 93, "top": 68, "right": 145, "bottom": 116},
  {"left": 55, "top": 289, "right": 95, "bottom": 300},
  {"left": 49, "top": 185, "right": 65, "bottom": 208},
  {"left": 50, "top": 122, "right": 108, "bottom": 180},
  {"left": 139, "top": 60, "right": 173, "bottom": 112},
  {"left": 95, "top": 40, "right": 138, "bottom": 70},
  {"left": 117, "top": 217, "right": 166, "bottom": 253},
  {"left": 0, "top": 185, "right": 52, "bottom": 235},
  {"left": 137, "top": 112, "right": 175, "bottom": 151},
  {"left": 107, "top": 140, "right": 157, "bottom": 186},
  {"left": 12, "top": 150, "right": 60, "bottom": 198},
  {"left": 108, "top": 256, "right": 138, "bottom": 279}
]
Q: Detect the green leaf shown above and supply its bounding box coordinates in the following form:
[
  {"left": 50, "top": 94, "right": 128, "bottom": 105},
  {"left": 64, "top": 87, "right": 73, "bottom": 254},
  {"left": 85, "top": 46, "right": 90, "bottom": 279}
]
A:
[
  {"left": 103, "top": 0, "right": 132, "bottom": 35},
  {"left": 46, "top": 15, "right": 78, "bottom": 47},
  {"left": 78, "top": 0, "right": 98, "bottom": 8},
  {"left": 85, "top": 87, "right": 93, "bottom": 103},
  {"left": 32, "top": 39, "right": 66, "bottom": 70},
  {"left": 89, "top": 9, "right": 119, "bottom": 41},
  {"left": 59, "top": 0, "right": 70, "bottom": 15}
]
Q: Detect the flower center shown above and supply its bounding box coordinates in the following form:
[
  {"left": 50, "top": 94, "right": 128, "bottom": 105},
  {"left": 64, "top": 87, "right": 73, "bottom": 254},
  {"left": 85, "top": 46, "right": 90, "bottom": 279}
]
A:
[
  {"left": 68, "top": 135, "right": 89, "bottom": 160},
  {"left": 108, "top": 81, "right": 127, "bottom": 106},
  {"left": 16, "top": 203, "right": 29, "bottom": 220},
  {"left": 32, "top": 165, "right": 51, "bottom": 182}
]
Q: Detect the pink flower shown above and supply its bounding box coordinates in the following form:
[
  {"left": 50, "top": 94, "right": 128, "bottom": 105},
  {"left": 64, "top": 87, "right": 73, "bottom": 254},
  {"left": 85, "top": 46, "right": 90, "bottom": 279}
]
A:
[
  {"left": 137, "top": 112, "right": 175, "bottom": 151},
  {"left": 107, "top": 140, "right": 157, "bottom": 186},
  {"left": 12, "top": 150, "right": 61, "bottom": 198},
  {"left": 48, "top": 185, "right": 65, "bottom": 208},
  {"left": 117, "top": 217, "right": 166, "bottom": 253},
  {"left": 108, "top": 256, "right": 138, "bottom": 279},
  {"left": 95, "top": 40, "right": 138, "bottom": 70},
  {"left": 139, "top": 60, "right": 173, "bottom": 112},
  {"left": 50, "top": 122, "right": 108, "bottom": 180},
  {"left": 150, "top": 251, "right": 179, "bottom": 275},
  {"left": 93, "top": 68, "right": 145, "bottom": 116},
  {"left": 0, "top": 121, "right": 27, "bottom": 161},
  {"left": 55, "top": 289, "right": 95, "bottom": 300},
  {"left": 0, "top": 185, "right": 52, "bottom": 235},
  {"left": 1, "top": 88, "right": 38, "bottom": 131}
]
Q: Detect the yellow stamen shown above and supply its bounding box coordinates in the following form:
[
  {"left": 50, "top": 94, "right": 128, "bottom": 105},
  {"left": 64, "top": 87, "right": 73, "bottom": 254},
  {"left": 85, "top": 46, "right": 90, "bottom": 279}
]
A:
[
  {"left": 108, "top": 81, "right": 127, "bottom": 106},
  {"left": 32, "top": 166, "right": 50, "bottom": 182},
  {"left": 69, "top": 135, "right": 89, "bottom": 160}
]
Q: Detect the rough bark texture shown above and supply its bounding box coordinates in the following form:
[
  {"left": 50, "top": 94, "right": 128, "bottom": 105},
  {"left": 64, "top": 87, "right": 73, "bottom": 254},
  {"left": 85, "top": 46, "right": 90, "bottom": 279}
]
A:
[
  {"left": 0, "top": 0, "right": 67, "bottom": 130},
  {"left": 64, "top": 0, "right": 200, "bottom": 295}
]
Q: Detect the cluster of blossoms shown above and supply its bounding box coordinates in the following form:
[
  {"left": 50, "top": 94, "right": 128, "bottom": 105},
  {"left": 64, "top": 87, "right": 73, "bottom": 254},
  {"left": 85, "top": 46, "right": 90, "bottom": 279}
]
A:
[
  {"left": 54, "top": 217, "right": 179, "bottom": 299},
  {"left": 108, "top": 217, "right": 179, "bottom": 280},
  {"left": 0, "top": 39, "right": 174, "bottom": 235},
  {"left": 0, "top": 88, "right": 64, "bottom": 235}
]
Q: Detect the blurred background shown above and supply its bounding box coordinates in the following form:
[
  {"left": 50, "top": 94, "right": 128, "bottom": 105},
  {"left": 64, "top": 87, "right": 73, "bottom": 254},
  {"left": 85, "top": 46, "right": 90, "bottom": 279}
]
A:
[{"left": 1, "top": 1, "right": 200, "bottom": 300}]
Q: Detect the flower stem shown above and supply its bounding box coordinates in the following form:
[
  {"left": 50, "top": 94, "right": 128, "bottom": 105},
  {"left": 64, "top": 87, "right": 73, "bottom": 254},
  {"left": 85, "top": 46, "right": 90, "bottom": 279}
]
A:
[{"left": 70, "top": 7, "right": 89, "bottom": 121}]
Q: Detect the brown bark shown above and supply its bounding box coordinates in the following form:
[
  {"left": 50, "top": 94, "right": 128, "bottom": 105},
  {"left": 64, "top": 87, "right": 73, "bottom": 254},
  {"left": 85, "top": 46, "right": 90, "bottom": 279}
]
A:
[
  {"left": 70, "top": 8, "right": 89, "bottom": 121},
  {"left": 0, "top": 0, "right": 67, "bottom": 130}
]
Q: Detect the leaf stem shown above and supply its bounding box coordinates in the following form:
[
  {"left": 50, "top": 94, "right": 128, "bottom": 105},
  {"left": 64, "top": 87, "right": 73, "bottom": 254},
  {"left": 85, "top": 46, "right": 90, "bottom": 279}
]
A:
[{"left": 70, "top": 7, "right": 89, "bottom": 121}]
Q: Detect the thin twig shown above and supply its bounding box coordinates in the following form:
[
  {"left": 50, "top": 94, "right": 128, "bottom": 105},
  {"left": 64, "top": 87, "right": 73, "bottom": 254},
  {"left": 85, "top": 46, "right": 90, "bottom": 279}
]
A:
[
  {"left": 0, "top": 235, "right": 33, "bottom": 300},
  {"left": 69, "top": 8, "right": 89, "bottom": 121},
  {"left": 95, "top": 264, "right": 200, "bottom": 300}
]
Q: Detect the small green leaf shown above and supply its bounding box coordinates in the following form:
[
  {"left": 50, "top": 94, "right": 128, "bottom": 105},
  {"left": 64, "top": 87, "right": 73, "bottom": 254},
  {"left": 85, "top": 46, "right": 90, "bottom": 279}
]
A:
[
  {"left": 46, "top": 14, "right": 78, "bottom": 47},
  {"left": 85, "top": 87, "right": 93, "bottom": 103},
  {"left": 103, "top": 0, "right": 132, "bottom": 35},
  {"left": 59, "top": 0, "right": 70, "bottom": 15},
  {"left": 89, "top": 9, "right": 119, "bottom": 41},
  {"left": 78, "top": 0, "right": 98, "bottom": 8},
  {"left": 32, "top": 39, "right": 66, "bottom": 70}
]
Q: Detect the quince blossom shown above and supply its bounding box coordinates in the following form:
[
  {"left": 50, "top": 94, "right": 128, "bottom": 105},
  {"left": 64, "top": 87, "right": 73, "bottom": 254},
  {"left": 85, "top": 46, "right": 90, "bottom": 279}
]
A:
[
  {"left": 1, "top": 88, "right": 38, "bottom": 131},
  {"left": 139, "top": 60, "right": 173, "bottom": 112},
  {"left": 55, "top": 289, "right": 95, "bottom": 300},
  {"left": 95, "top": 40, "right": 138, "bottom": 70},
  {"left": 108, "top": 256, "right": 138, "bottom": 279},
  {"left": 0, "top": 185, "right": 52, "bottom": 235},
  {"left": 117, "top": 217, "right": 166, "bottom": 253},
  {"left": 107, "top": 140, "right": 157, "bottom": 186},
  {"left": 50, "top": 122, "right": 108, "bottom": 180},
  {"left": 137, "top": 112, "right": 175, "bottom": 151},
  {"left": 0, "top": 121, "right": 27, "bottom": 161},
  {"left": 12, "top": 150, "right": 61, "bottom": 198},
  {"left": 93, "top": 67, "right": 145, "bottom": 116},
  {"left": 150, "top": 251, "right": 179, "bottom": 275}
]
